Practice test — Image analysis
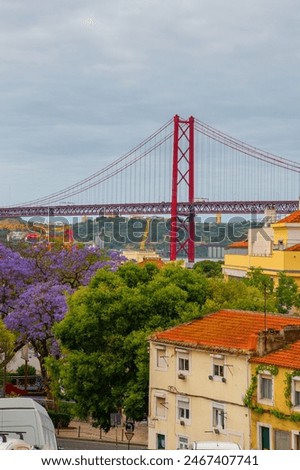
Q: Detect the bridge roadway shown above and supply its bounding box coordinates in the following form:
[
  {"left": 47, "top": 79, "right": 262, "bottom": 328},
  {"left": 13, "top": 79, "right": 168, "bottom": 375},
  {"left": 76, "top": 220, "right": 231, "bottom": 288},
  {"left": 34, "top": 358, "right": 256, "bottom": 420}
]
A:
[{"left": 0, "top": 200, "right": 298, "bottom": 218}]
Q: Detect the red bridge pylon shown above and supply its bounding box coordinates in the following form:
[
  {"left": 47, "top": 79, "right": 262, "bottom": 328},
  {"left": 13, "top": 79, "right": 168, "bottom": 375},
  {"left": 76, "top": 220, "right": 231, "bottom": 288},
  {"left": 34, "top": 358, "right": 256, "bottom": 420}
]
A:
[{"left": 170, "top": 115, "right": 195, "bottom": 263}]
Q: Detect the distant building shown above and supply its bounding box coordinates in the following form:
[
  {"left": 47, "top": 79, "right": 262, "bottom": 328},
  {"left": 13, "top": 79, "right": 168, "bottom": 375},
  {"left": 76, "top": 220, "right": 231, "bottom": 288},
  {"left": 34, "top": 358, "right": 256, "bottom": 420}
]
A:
[
  {"left": 121, "top": 249, "right": 161, "bottom": 263},
  {"left": 6, "top": 231, "right": 27, "bottom": 242},
  {"left": 7, "top": 345, "right": 40, "bottom": 374},
  {"left": 148, "top": 309, "right": 300, "bottom": 450},
  {"left": 222, "top": 210, "right": 300, "bottom": 286}
]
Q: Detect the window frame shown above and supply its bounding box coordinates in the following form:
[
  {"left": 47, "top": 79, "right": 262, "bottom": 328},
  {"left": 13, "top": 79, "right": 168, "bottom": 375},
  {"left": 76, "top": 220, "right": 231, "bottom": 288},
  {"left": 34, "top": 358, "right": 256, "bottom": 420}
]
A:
[
  {"left": 292, "top": 430, "right": 300, "bottom": 450},
  {"left": 156, "top": 433, "right": 166, "bottom": 450},
  {"left": 211, "top": 402, "right": 226, "bottom": 431},
  {"left": 176, "top": 348, "right": 190, "bottom": 376},
  {"left": 177, "top": 395, "right": 191, "bottom": 424},
  {"left": 154, "top": 391, "right": 167, "bottom": 419},
  {"left": 210, "top": 354, "right": 225, "bottom": 380},
  {"left": 258, "top": 371, "right": 273, "bottom": 405},
  {"left": 178, "top": 435, "right": 189, "bottom": 449},
  {"left": 292, "top": 376, "right": 300, "bottom": 410},
  {"left": 155, "top": 345, "right": 168, "bottom": 370},
  {"left": 257, "top": 422, "right": 272, "bottom": 450}
]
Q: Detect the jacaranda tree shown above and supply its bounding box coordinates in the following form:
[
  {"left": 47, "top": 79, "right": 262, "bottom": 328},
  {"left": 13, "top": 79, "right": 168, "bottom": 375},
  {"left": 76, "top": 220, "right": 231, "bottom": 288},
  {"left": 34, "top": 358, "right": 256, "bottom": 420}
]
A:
[{"left": 1, "top": 241, "right": 126, "bottom": 391}]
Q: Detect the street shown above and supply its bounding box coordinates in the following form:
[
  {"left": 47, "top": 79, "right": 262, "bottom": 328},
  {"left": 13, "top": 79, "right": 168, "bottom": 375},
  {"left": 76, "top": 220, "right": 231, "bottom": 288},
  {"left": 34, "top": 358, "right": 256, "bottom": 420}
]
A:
[{"left": 57, "top": 437, "right": 147, "bottom": 451}]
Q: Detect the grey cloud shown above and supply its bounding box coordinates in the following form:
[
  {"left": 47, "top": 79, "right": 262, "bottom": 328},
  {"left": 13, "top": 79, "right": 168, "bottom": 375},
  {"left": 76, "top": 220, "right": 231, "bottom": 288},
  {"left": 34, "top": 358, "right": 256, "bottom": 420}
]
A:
[{"left": 1, "top": 0, "right": 300, "bottom": 205}]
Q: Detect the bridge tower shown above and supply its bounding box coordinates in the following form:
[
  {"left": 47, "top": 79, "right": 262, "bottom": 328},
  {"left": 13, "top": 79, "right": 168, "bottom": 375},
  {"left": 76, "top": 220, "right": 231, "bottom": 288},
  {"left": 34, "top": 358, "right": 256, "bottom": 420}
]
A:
[{"left": 170, "top": 115, "right": 195, "bottom": 263}]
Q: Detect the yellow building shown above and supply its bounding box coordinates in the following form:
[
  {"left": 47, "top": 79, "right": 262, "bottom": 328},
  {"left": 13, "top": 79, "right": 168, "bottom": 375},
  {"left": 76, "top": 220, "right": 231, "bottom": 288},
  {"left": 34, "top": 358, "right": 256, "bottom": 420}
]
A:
[
  {"left": 223, "top": 210, "right": 300, "bottom": 286},
  {"left": 248, "top": 336, "right": 300, "bottom": 450},
  {"left": 148, "top": 309, "right": 300, "bottom": 450}
]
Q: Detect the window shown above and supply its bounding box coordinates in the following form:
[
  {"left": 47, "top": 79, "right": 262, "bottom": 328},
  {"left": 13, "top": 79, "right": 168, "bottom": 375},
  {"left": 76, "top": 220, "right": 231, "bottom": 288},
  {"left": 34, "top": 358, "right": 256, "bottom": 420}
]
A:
[
  {"left": 156, "top": 346, "right": 167, "bottom": 369},
  {"left": 156, "top": 433, "right": 165, "bottom": 450},
  {"left": 154, "top": 391, "right": 167, "bottom": 419},
  {"left": 274, "top": 430, "right": 290, "bottom": 450},
  {"left": 211, "top": 354, "right": 225, "bottom": 378},
  {"left": 177, "top": 349, "right": 190, "bottom": 374},
  {"left": 292, "top": 378, "right": 300, "bottom": 408},
  {"left": 179, "top": 357, "right": 189, "bottom": 371},
  {"left": 293, "top": 432, "right": 300, "bottom": 450},
  {"left": 258, "top": 373, "right": 273, "bottom": 402},
  {"left": 261, "top": 377, "right": 272, "bottom": 399},
  {"left": 213, "top": 362, "right": 224, "bottom": 377},
  {"left": 178, "top": 436, "right": 189, "bottom": 449},
  {"left": 177, "top": 396, "right": 190, "bottom": 422},
  {"left": 212, "top": 403, "right": 225, "bottom": 430}
]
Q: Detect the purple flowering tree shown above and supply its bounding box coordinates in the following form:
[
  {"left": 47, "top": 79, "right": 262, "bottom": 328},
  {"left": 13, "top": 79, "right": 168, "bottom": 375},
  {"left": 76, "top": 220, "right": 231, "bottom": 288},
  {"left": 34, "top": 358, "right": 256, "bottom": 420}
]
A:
[
  {"left": 0, "top": 244, "right": 34, "bottom": 317},
  {"left": 4, "top": 281, "right": 70, "bottom": 388},
  {"left": 1, "top": 242, "right": 126, "bottom": 392},
  {"left": 20, "top": 243, "right": 127, "bottom": 288}
]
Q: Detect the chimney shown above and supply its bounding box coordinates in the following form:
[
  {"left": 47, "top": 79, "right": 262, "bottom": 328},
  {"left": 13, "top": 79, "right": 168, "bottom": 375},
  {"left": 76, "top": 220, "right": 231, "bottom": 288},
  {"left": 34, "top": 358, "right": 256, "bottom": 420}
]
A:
[
  {"left": 257, "top": 329, "right": 286, "bottom": 356},
  {"left": 263, "top": 207, "right": 276, "bottom": 227},
  {"left": 281, "top": 325, "right": 300, "bottom": 343},
  {"left": 256, "top": 326, "right": 300, "bottom": 356}
]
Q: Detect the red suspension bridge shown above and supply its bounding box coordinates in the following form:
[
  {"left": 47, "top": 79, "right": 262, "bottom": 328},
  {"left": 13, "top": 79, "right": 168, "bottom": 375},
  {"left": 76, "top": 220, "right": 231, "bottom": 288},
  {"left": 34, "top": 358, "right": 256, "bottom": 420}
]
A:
[{"left": 2, "top": 115, "right": 300, "bottom": 262}]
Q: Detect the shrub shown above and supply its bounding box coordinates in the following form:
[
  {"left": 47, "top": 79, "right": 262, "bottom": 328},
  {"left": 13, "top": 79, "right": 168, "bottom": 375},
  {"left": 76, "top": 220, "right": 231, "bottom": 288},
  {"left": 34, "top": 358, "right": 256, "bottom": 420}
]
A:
[{"left": 48, "top": 410, "right": 72, "bottom": 429}]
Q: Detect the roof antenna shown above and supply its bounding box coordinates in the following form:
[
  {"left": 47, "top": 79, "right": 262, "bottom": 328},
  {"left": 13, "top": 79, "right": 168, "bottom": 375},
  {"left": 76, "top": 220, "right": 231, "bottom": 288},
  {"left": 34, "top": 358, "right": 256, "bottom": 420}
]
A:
[{"left": 263, "top": 283, "right": 267, "bottom": 353}]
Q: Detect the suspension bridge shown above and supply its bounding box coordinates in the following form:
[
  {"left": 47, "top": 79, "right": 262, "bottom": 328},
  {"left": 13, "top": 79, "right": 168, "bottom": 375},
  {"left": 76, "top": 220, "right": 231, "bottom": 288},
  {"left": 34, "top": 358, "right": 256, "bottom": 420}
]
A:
[{"left": 2, "top": 115, "right": 300, "bottom": 262}]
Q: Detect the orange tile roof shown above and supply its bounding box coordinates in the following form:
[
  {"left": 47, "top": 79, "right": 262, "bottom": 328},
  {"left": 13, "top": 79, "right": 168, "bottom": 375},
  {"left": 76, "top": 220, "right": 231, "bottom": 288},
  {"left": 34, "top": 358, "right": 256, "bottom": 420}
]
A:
[
  {"left": 151, "top": 309, "right": 300, "bottom": 354},
  {"left": 226, "top": 241, "right": 248, "bottom": 249},
  {"left": 138, "top": 257, "right": 165, "bottom": 268},
  {"left": 285, "top": 243, "right": 300, "bottom": 252},
  {"left": 250, "top": 340, "right": 300, "bottom": 369},
  {"left": 276, "top": 210, "right": 300, "bottom": 224}
]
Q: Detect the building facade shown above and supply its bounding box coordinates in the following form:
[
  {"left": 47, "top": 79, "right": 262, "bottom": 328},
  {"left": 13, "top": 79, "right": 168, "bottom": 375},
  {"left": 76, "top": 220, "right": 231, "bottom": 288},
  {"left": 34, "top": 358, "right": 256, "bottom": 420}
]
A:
[
  {"left": 148, "top": 310, "right": 300, "bottom": 450},
  {"left": 222, "top": 210, "right": 300, "bottom": 286},
  {"left": 248, "top": 339, "right": 300, "bottom": 450}
]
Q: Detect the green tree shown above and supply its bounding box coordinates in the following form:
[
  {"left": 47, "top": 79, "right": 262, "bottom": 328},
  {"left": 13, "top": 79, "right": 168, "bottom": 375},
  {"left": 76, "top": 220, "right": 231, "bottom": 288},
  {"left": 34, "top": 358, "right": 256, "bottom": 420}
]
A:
[
  {"left": 244, "top": 267, "right": 274, "bottom": 294},
  {"left": 0, "top": 320, "right": 16, "bottom": 395},
  {"left": 193, "top": 260, "right": 222, "bottom": 278},
  {"left": 53, "top": 263, "right": 208, "bottom": 429},
  {"left": 16, "top": 364, "right": 36, "bottom": 377},
  {"left": 53, "top": 262, "right": 288, "bottom": 432},
  {"left": 202, "top": 278, "right": 276, "bottom": 314},
  {"left": 0, "top": 320, "right": 16, "bottom": 366},
  {"left": 275, "top": 272, "right": 299, "bottom": 314}
]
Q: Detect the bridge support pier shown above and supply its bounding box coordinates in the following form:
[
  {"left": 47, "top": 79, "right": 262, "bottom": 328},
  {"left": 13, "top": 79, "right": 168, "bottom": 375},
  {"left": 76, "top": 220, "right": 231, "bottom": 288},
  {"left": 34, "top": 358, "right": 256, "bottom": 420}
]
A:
[{"left": 170, "top": 115, "right": 195, "bottom": 263}]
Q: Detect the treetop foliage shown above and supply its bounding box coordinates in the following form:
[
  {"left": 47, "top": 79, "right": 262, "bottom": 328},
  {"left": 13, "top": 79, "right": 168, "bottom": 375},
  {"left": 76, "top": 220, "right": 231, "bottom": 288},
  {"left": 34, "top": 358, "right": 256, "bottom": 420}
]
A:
[
  {"left": 1, "top": 240, "right": 300, "bottom": 430},
  {"left": 0, "top": 242, "right": 125, "bottom": 384}
]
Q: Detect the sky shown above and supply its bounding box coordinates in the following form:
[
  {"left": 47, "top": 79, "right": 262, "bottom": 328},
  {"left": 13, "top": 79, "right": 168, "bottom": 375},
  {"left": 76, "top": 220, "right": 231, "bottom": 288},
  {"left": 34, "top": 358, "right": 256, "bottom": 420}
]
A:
[{"left": 1, "top": 0, "right": 300, "bottom": 206}]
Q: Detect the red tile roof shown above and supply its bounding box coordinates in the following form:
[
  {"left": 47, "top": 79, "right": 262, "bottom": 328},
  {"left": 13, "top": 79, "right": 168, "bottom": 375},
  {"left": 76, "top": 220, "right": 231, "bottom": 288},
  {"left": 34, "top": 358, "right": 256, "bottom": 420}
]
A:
[
  {"left": 151, "top": 309, "right": 300, "bottom": 354},
  {"left": 250, "top": 341, "right": 300, "bottom": 369},
  {"left": 276, "top": 210, "right": 300, "bottom": 224},
  {"left": 285, "top": 243, "right": 300, "bottom": 252},
  {"left": 226, "top": 241, "right": 248, "bottom": 249}
]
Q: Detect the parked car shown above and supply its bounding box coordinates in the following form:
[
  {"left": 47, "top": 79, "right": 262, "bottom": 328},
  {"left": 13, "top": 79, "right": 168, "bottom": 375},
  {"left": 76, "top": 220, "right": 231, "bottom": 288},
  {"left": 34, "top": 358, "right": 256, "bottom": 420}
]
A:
[{"left": 0, "top": 397, "right": 58, "bottom": 450}]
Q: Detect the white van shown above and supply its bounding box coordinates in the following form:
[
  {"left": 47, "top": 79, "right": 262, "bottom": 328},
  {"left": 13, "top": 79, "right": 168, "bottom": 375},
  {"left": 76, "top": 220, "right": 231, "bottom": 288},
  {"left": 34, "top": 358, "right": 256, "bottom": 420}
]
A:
[
  {"left": 189, "top": 441, "right": 242, "bottom": 450},
  {"left": 0, "top": 397, "right": 57, "bottom": 450},
  {"left": 0, "top": 438, "right": 32, "bottom": 450}
]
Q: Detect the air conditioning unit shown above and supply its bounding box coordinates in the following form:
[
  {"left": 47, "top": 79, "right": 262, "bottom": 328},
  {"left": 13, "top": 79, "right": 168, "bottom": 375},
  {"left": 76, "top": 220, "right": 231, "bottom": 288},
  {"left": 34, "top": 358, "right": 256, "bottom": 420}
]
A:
[
  {"left": 213, "top": 427, "right": 220, "bottom": 434},
  {"left": 178, "top": 373, "right": 186, "bottom": 380},
  {"left": 208, "top": 375, "right": 213, "bottom": 380},
  {"left": 180, "top": 420, "right": 185, "bottom": 426},
  {"left": 222, "top": 377, "right": 227, "bottom": 383}
]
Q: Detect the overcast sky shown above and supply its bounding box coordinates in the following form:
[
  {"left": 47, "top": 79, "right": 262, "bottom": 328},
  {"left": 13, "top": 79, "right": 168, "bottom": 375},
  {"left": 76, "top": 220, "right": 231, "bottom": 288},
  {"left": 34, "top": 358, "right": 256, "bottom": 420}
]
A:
[{"left": 1, "top": 0, "right": 300, "bottom": 205}]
